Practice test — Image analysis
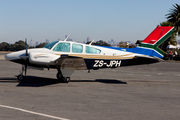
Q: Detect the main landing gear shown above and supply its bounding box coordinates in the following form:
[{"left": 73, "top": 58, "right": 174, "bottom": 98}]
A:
[{"left": 56, "top": 71, "right": 70, "bottom": 83}]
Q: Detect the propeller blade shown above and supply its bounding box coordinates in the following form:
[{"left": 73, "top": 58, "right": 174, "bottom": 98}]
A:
[
  {"left": 25, "top": 64, "right": 27, "bottom": 76},
  {"left": 24, "top": 38, "right": 28, "bottom": 76},
  {"left": 25, "top": 38, "right": 28, "bottom": 56}
]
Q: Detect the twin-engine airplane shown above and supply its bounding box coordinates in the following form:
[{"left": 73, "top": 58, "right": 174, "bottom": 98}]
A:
[{"left": 5, "top": 26, "right": 174, "bottom": 83}]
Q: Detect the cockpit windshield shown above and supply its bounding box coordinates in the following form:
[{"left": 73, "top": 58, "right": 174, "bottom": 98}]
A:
[{"left": 43, "top": 41, "right": 59, "bottom": 49}]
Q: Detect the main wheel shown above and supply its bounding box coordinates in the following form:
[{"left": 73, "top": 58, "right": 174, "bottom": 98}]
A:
[
  {"left": 17, "top": 74, "right": 24, "bottom": 81},
  {"left": 56, "top": 72, "right": 63, "bottom": 80},
  {"left": 62, "top": 77, "right": 70, "bottom": 83}
]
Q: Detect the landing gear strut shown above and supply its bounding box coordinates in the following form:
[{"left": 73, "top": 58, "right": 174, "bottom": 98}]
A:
[
  {"left": 17, "top": 65, "right": 25, "bottom": 81},
  {"left": 56, "top": 71, "right": 70, "bottom": 83},
  {"left": 56, "top": 71, "right": 63, "bottom": 80}
]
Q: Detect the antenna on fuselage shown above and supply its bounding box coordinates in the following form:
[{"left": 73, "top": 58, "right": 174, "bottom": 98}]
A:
[
  {"left": 89, "top": 39, "right": 95, "bottom": 45},
  {"left": 64, "top": 35, "right": 70, "bottom": 41}
]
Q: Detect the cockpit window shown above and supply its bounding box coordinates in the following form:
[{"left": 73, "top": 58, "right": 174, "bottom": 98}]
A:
[
  {"left": 86, "top": 46, "right": 101, "bottom": 54},
  {"left": 53, "top": 42, "right": 70, "bottom": 52},
  {"left": 72, "top": 43, "right": 83, "bottom": 53},
  {"left": 43, "top": 41, "right": 58, "bottom": 49}
]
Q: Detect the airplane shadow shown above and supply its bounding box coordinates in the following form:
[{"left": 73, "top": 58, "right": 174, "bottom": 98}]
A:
[
  {"left": 0, "top": 76, "right": 127, "bottom": 87},
  {"left": 96, "top": 79, "right": 127, "bottom": 84},
  {"left": 0, "top": 76, "right": 60, "bottom": 87},
  {"left": 71, "top": 79, "right": 127, "bottom": 84},
  {"left": 17, "top": 76, "right": 60, "bottom": 87}
]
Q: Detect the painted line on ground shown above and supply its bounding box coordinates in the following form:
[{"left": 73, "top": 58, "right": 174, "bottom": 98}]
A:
[
  {"left": 0, "top": 56, "right": 5, "bottom": 60},
  {"left": 0, "top": 104, "right": 70, "bottom": 120}
]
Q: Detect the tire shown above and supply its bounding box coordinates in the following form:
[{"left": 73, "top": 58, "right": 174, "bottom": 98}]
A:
[
  {"left": 62, "top": 77, "right": 70, "bottom": 83},
  {"left": 56, "top": 72, "right": 63, "bottom": 80},
  {"left": 17, "top": 75, "right": 24, "bottom": 81}
]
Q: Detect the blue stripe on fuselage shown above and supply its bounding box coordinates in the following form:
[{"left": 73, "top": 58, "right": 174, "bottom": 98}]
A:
[{"left": 97, "top": 46, "right": 163, "bottom": 58}]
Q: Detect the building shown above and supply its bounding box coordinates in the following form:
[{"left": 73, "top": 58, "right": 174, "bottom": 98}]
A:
[
  {"left": 68, "top": 39, "right": 72, "bottom": 41},
  {"left": 46, "top": 39, "right": 49, "bottom": 43},
  {"left": 87, "top": 37, "right": 90, "bottom": 42},
  {"left": 107, "top": 39, "right": 119, "bottom": 46},
  {"left": 35, "top": 41, "right": 39, "bottom": 46}
]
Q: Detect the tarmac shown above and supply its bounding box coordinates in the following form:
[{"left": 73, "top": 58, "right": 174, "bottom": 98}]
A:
[{"left": 0, "top": 52, "right": 180, "bottom": 120}]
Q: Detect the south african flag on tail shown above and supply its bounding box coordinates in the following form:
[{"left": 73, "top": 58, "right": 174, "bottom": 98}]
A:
[
  {"left": 122, "top": 26, "right": 174, "bottom": 59},
  {"left": 137, "top": 25, "right": 174, "bottom": 58}
]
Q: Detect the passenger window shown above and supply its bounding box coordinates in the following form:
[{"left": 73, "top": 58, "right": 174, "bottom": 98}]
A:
[
  {"left": 72, "top": 44, "right": 83, "bottom": 53},
  {"left": 53, "top": 42, "right": 70, "bottom": 52},
  {"left": 86, "top": 46, "right": 101, "bottom": 54}
]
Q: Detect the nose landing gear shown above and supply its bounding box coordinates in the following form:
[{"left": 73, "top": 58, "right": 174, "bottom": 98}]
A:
[{"left": 17, "top": 65, "right": 25, "bottom": 81}]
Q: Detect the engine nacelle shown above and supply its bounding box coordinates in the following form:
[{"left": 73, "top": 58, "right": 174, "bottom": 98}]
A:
[{"left": 29, "top": 52, "right": 59, "bottom": 65}]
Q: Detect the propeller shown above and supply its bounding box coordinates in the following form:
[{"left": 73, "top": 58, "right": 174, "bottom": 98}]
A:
[{"left": 24, "top": 38, "right": 28, "bottom": 76}]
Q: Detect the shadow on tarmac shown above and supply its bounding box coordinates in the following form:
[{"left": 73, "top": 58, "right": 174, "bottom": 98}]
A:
[
  {"left": 95, "top": 79, "right": 127, "bottom": 84},
  {"left": 0, "top": 76, "right": 127, "bottom": 87},
  {"left": 72, "top": 79, "right": 127, "bottom": 84},
  {"left": 17, "top": 76, "right": 60, "bottom": 87},
  {"left": 0, "top": 77, "right": 18, "bottom": 83}
]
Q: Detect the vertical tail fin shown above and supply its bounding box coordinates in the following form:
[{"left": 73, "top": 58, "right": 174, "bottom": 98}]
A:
[{"left": 139, "top": 25, "right": 174, "bottom": 58}]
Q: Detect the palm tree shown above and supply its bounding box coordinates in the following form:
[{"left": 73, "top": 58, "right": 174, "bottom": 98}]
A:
[
  {"left": 160, "top": 21, "right": 177, "bottom": 45},
  {"left": 166, "top": 4, "right": 180, "bottom": 35}
]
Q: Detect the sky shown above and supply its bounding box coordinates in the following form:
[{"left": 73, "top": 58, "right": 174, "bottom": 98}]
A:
[{"left": 0, "top": 0, "right": 179, "bottom": 44}]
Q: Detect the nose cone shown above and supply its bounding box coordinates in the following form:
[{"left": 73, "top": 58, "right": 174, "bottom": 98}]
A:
[
  {"left": 5, "top": 52, "right": 16, "bottom": 61},
  {"left": 5, "top": 54, "right": 10, "bottom": 60},
  {"left": 5, "top": 52, "right": 22, "bottom": 61}
]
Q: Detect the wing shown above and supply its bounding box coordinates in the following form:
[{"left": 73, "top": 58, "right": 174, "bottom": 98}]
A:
[
  {"left": 55, "top": 55, "right": 87, "bottom": 70},
  {"left": 54, "top": 54, "right": 87, "bottom": 78}
]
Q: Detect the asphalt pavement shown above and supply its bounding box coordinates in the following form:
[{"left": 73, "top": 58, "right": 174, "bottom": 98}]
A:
[{"left": 0, "top": 54, "right": 180, "bottom": 120}]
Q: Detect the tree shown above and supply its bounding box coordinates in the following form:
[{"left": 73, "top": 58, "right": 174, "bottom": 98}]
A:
[
  {"left": 86, "top": 40, "right": 111, "bottom": 46},
  {"left": 14, "top": 40, "right": 27, "bottom": 50},
  {"left": 129, "top": 43, "right": 136, "bottom": 48},
  {"left": 35, "top": 42, "right": 48, "bottom": 48},
  {"left": 118, "top": 41, "right": 129, "bottom": 48},
  {"left": 160, "top": 21, "right": 177, "bottom": 45},
  {"left": 166, "top": 3, "right": 180, "bottom": 35},
  {"left": 10, "top": 44, "right": 17, "bottom": 51},
  {"left": 9, "top": 40, "right": 29, "bottom": 51},
  {"left": 0, "top": 42, "right": 10, "bottom": 51}
]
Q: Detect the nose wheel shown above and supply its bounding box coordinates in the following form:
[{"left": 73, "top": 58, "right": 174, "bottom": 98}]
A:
[
  {"left": 17, "top": 65, "right": 25, "bottom": 81},
  {"left": 17, "top": 74, "right": 24, "bottom": 81},
  {"left": 56, "top": 72, "right": 70, "bottom": 83}
]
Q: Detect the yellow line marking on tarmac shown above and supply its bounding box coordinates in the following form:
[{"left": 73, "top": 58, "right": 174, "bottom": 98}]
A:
[
  {"left": 0, "top": 104, "right": 70, "bottom": 120},
  {"left": 0, "top": 55, "right": 5, "bottom": 60}
]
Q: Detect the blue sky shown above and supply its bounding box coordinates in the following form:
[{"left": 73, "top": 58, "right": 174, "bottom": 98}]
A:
[{"left": 0, "top": 0, "right": 179, "bottom": 44}]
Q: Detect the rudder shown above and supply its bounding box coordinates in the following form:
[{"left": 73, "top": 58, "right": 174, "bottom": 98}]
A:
[{"left": 139, "top": 25, "right": 174, "bottom": 58}]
